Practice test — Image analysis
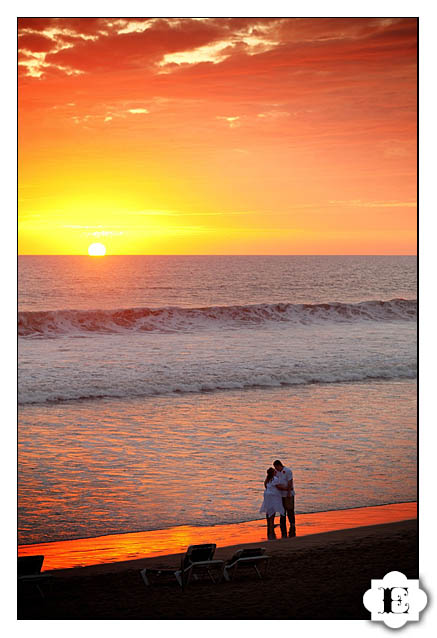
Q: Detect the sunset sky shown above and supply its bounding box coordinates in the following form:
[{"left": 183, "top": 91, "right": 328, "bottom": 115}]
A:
[{"left": 18, "top": 17, "right": 417, "bottom": 255}]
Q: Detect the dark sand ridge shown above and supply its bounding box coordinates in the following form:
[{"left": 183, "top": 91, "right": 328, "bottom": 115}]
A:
[{"left": 18, "top": 503, "right": 417, "bottom": 620}]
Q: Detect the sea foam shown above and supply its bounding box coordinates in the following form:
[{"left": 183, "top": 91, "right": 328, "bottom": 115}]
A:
[{"left": 18, "top": 298, "right": 416, "bottom": 337}]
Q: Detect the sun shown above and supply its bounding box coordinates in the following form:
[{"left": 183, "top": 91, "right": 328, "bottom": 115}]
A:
[{"left": 88, "top": 242, "right": 106, "bottom": 256}]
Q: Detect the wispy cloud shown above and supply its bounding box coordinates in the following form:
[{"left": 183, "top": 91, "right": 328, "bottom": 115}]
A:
[
  {"left": 18, "top": 24, "right": 98, "bottom": 77},
  {"left": 70, "top": 106, "right": 150, "bottom": 126},
  {"left": 216, "top": 116, "right": 240, "bottom": 128},
  {"left": 156, "top": 22, "right": 282, "bottom": 73},
  {"left": 122, "top": 209, "right": 251, "bottom": 217},
  {"left": 18, "top": 49, "right": 85, "bottom": 78},
  {"left": 89, "top": 230, "right": 124, "bottom": 237},
  {"left": 329, "top": 200, "right": 416, "bottom": 208},
  {"left": 157, "top": 40, "right": 233, "bottom": 71},
  {"left": 257, "top": 110, "right": 290, "bottom": 120},
  {"left": 106, "top": 18, "right": 158, "bottom": 35}
]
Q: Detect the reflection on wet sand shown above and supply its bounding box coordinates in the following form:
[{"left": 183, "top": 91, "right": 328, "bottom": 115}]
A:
[{"left": 18, "top": 501, "right": 416, "bottom": 571}]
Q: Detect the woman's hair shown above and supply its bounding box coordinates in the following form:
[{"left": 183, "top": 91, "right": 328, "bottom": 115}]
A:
[{"left": 264, "top": 467, "right": 276, "bottom": 487}]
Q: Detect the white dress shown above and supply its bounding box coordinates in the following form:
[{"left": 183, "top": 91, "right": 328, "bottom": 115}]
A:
[{"left": 259, "top": 476, "right": 285, "bottom": 517}]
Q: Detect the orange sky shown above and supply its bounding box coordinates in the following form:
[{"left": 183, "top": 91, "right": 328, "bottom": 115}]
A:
[{"left": 18, "top": 17, "right": 417, "bottom": 255}]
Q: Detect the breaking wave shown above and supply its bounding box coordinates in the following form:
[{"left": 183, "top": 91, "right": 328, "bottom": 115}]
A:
[
  {"left": 18, "top": 298, "right": 416, "bottom": 337},
  {"left": 18, "top": 366, "right": 416, "bottom": 405}
]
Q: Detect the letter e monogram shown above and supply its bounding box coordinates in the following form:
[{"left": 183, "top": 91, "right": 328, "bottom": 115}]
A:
[
  {"left": 364, "top": 571, "right": 428, "bottom": 628},
  {"left": 380, "top": 587, "right": 409, "bottom": 614}
]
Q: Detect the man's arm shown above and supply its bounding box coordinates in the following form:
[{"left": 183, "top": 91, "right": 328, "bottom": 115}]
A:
[{"left": 276, "top": 478, "right": 291, "bottom": 493}]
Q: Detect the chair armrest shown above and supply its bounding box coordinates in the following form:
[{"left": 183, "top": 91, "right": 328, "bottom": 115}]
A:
[
  {"left": 190, "top": 559, "right": 224, "bottom": 567},
  {"left": 18, "top": 573, "right": 53, "bottom": 582}
]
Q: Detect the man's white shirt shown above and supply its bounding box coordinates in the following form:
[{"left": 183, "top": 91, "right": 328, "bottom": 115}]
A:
[{"left": 277, "top": 466, "right": 295, "bottom": 497}]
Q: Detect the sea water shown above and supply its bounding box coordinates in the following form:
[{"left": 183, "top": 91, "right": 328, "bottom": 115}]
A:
[{"left": 18, "top": 256, "right": 416, "bottom": 544}]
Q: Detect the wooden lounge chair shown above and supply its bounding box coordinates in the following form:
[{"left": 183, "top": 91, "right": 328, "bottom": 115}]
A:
[
  {"left": 140, "top": 543, "right": 224, "bottom": 589},
  {"left": 18, "top": 555, "right": 52, "bottom": 599},
  {"left": 223, "top": 547, "right": 270, "bottom": 581}
]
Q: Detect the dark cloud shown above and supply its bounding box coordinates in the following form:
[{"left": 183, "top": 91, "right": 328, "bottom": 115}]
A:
[
  {"left": 18, "top": 17, "right": 286, "bottom": 79},
  {"left": 18, "top": 16, "right": 109, "bottom": 35},
  {"left": 40, "top": 18, "right": 226, "bottom": 74},
  {"left": 18, "top": 33, "right": 57, "bottom": 53},
  {"left": 17, "top": 16, "right": 417, "bottom": 112},
  {"left": 18, "top": 17, "right": 58, "bottom": 31}
]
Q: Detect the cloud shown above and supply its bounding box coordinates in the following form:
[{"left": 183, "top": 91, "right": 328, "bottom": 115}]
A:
[
  {"left": 156, "top": 20, "right": 282, "bottom": 72},
  {"left": 216, "top": 116, "right": 240, "bottom": 128},
  {"left": 18, "top": 18, "right": 417, "bottom": 163},
  {"left": 157, "top": 40, "right": 234, "bottom": 70},
  {"left": 18, "top": 19, "right": 99, "bottom": 77},
  {"left": 67, "top": 106, "right": 150, "bottom": 128},
  {"left": 257, "top": 110, "right": 290, "bottom": 119},
  {"left": 89, "top": 230, "right": 124, "bottom": 237},
  {"left": 120, "top": 209, "right": 251, "bottom": 217},
  {"left": 329, "top": 200, "right": 416, "bottom": 208},
  {"left": 19, "top": 18, "right": 226, "bottom": 78},
  {"left": 18, "top": 49, "right": 85, "bottom": 78},
  {"left": 18, "top": 17, "right": 416, "bottom": 95},
  {"left": 17, "top": 18, "right": 285, "bottom": 79},
  {"left": 107, "top": 18, "right": 158, "bottom": 35},
  {"left": 18, "top": 32, "right": 57, "bottom": 53}
]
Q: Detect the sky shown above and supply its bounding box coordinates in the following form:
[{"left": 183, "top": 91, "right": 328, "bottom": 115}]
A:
[{"left": 18, "top": 17, "right": 417, "bottom": 255}]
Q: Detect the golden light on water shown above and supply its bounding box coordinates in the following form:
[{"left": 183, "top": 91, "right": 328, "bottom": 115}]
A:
[
  {"left": 18, "top": 503, "right": 417, "bottom": 571},
  {"left": 88, "top": 243, "right": 106, "bottom": 256}
]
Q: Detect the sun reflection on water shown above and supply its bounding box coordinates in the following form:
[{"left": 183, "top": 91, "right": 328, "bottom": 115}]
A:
[{"left": 18, "top": 502, "right": 416, "bottom": 571}]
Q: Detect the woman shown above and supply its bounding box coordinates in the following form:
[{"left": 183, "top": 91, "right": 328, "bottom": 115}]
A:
[{"left": 259, "top": 467, "right": 285, "bottom": 539}]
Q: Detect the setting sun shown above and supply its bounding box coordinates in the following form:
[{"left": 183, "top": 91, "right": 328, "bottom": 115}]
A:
[
  {"left": 88, "top": 242, "right": 106, "bottom": 256},
  {"left": 18, "top": 17, "right": 417, "bottom": 256}
]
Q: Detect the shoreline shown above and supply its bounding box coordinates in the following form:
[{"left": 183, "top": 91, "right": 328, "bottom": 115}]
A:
[
  {"left": 18, "top": 518, "right": 418, "bottom": 619},
  {"left": 18, "top": 501, "right": 416, "bottom": 572}
]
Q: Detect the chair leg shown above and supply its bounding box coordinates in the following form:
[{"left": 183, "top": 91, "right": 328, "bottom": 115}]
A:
[
  {"left": 141, "top": 569, "right": 150, "bottom": 586},
  {"left": 226, "top": 565, "right": 236, "bottom": 581},
  {"left": 254, "top": 564, "right": 262, "bottom": 580},
  {"left": 186, "top": 566, "right": 193, "bottom": 586},
  {"left": 175, "top": 567, "right": 190, "bottom": 588}
]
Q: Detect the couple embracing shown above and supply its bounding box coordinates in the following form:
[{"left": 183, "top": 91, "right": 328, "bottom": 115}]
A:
[{"left": 260, "top": 459, "right": 296, "bottom": 540}]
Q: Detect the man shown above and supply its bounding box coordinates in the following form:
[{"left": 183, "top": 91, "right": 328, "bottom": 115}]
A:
[{"left": 273, "top": 459, "right": 296, "bottom": 537}]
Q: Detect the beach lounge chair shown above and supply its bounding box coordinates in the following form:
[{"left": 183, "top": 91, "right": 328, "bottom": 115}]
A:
[
  {"left": 223, "top": 547, "right": 270, "bottom": 581},
  {"left": 18, "top": 555, "right": 51, "bottom": 599},
  {"left": 140, "top": 543, "right": 224, "bottom": 589}
]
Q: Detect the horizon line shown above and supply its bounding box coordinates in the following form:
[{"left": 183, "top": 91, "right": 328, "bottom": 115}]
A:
[{"left": 18, "top": 253, "right": 418, "bottom": 257}]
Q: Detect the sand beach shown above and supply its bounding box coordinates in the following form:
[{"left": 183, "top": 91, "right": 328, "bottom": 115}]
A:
[{"left": 18, "top": 504, "right": 417, "bottom": 620}]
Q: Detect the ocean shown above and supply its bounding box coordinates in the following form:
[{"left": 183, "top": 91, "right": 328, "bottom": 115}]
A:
[{"left": 18, "top": 255, "right": 417, "bottom": 545}]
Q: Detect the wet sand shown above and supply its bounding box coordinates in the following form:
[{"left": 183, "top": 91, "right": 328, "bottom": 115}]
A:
[
  {"left": 18, "top": 507, "right": 417, "bottom": 620},
  {"left": 18, "top": 502, "right": 416, "bottom": 571}
]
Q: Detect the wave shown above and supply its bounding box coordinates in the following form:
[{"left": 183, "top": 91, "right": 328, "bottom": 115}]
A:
[
  {"left": 18, "top": 298, "right": 416, "bottom": 337},
  {"left": 18, "top": 365, "right": 416, "bottom": 405}
]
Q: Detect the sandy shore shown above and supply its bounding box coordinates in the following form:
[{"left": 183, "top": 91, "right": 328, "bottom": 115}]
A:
[
  {"left": 18, "top": 502, "right": 416, "bottom": 571},
  {"left": 18, "top": 518, "right": 417, "bottom": 620}
]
